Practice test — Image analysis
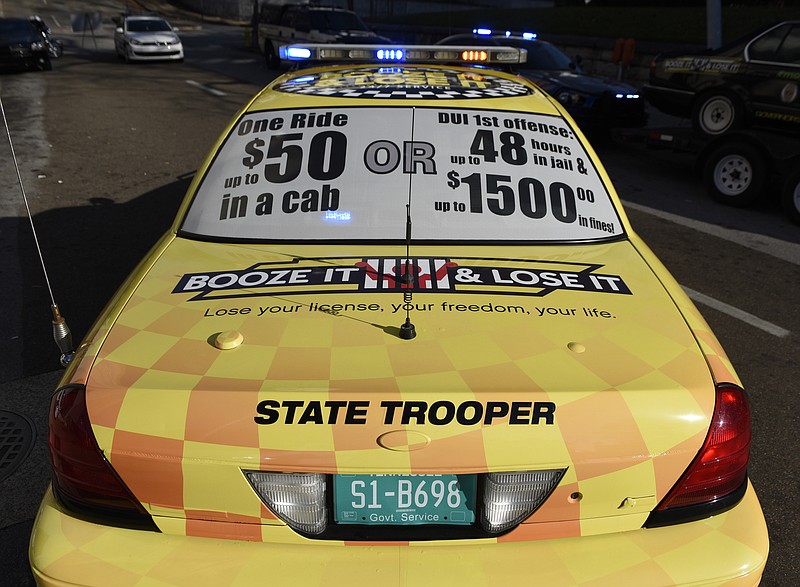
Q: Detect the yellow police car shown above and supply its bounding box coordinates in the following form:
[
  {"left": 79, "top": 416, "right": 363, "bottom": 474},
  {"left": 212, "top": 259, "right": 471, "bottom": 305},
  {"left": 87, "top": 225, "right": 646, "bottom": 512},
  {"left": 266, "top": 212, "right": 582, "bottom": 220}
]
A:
[{"left": 29, "top": 44, "right": 768, "bottom": 586}]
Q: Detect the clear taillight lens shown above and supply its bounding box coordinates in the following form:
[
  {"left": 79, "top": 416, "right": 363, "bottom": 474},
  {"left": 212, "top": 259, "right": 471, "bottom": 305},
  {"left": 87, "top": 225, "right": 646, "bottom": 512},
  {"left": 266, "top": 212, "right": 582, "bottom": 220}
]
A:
[
  {"left": 245, "top": 471, "right": 327, "bottom": 535},
  {"left": 481, "top": 469, "right": 565, "bottom": 533}
]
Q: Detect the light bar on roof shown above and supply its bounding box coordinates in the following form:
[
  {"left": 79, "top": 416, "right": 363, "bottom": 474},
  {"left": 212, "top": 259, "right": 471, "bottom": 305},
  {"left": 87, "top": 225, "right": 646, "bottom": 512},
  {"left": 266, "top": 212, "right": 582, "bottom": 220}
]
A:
[{"left": 279, "top": 44, "right": 527, "bottom": 65}]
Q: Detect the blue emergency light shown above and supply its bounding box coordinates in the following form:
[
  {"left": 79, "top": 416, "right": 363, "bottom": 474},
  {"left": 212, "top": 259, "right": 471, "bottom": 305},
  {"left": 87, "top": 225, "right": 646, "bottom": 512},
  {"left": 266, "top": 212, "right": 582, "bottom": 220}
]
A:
[{"left": 278, "top": 44, "right": 527, "bottom": 66}]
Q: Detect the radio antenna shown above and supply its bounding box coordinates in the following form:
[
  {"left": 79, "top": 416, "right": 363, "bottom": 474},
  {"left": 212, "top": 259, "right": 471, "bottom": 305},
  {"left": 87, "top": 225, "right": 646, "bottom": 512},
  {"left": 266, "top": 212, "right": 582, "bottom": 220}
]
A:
[
  {"left": 398, "top": 108, "right": 417, "bottom": 340},
  {"left": 1, "top": 96, "right": 74, "bottom": 366}
]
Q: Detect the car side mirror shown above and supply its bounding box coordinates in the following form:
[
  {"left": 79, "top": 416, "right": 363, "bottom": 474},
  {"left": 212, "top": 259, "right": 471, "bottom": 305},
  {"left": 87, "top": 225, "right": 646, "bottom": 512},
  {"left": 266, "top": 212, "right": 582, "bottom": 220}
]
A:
[{"left": 115, "top": 26, "right": 123, "bottom": 33}]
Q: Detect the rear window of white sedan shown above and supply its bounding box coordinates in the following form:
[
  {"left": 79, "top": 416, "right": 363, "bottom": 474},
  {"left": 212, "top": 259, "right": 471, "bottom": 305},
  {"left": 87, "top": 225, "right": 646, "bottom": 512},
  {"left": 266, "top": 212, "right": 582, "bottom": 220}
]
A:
[{"left": 181, "top": 106, "right": 623, "bottom": 243}]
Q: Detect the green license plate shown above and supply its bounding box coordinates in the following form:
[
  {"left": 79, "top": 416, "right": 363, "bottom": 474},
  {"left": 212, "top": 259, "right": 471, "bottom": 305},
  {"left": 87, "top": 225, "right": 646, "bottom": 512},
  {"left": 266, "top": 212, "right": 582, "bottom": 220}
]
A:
[{"left": 334, "top": 474, "right": 476, "bottom": 525}]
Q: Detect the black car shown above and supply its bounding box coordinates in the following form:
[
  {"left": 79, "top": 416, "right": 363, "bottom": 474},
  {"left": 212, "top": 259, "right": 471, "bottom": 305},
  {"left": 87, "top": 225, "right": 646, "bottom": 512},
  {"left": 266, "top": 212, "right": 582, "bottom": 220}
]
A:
[
  {"left": 437, "top": 31, "right": 647, "bottom": 134},
  {"left": 0, "top": 17, "right": 51, "bottom": 71},
  {"left": 258, "top": 4, "right": 392, "bottom": 68},
  {"left": 643, "top": 21, "right": 800, "bottom": 136}
]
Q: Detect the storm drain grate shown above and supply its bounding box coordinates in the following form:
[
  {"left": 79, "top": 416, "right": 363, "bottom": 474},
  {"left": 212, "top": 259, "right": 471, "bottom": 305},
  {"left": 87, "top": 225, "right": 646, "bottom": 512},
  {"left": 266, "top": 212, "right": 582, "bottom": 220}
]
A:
[{"left": 0, "top": 410, "right": 36, "bottom": 483}]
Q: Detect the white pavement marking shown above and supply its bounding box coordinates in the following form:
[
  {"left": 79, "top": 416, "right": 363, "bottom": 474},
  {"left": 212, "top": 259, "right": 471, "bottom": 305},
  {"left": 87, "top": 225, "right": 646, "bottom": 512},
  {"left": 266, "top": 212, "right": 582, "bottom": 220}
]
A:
[
  {"left": 683, "top": 287, "right": 791, "bottom": 338},
  {"left": 623, "top": 200, "right": 800, "bottom": 266},
  {"left": 186, "top": 80, "right": 227, "bottom": 97},
  {"left": 623, "top": 201, "right": 793, "bottom": 337}
]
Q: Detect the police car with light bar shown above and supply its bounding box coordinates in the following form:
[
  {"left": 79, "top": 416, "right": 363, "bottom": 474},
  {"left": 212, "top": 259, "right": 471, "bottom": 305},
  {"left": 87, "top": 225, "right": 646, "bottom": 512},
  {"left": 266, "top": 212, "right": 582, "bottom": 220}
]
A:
[
  {"left": 30, "top": 43, "right": 767, "bottom": 587},
  {"left": 437, "top": 28, "right": 647, "bottom": 134}
]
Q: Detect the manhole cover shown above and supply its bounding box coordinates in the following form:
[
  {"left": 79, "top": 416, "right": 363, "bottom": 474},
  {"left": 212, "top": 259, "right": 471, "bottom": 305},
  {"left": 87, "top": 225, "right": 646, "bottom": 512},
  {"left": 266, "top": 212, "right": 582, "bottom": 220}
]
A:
[{"left": 0, "top": 410, "right": 36, "bottom": 483}]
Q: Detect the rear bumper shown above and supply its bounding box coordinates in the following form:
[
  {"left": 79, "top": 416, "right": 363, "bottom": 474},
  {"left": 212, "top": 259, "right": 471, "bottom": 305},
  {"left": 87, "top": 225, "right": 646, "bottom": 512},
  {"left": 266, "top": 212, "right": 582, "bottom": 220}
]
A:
[{"left": 30, "top": 482, "right": 768, "bottom": 586}]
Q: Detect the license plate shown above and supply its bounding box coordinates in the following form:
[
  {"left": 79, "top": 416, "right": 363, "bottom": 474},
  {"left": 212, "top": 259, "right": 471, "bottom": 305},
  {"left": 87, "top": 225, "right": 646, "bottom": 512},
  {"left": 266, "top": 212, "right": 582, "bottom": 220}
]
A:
[{"left": 334, "top": 474, "right": 476, "bottom": 525}]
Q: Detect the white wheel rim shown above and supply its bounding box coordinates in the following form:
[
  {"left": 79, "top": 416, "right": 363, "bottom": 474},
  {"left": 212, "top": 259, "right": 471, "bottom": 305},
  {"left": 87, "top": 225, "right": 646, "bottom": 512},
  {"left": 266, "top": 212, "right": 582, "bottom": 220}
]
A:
[
  {"left": 714, "top": 155, "right": 752, "bottom": 196},
  {"left": 701, "top": 97, "right": 734, "bottom": 134}
]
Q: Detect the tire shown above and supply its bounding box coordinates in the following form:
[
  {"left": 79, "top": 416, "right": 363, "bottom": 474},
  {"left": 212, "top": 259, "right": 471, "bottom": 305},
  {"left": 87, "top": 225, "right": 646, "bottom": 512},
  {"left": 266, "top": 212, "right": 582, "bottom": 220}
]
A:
[
  {"left": 264, "top": 40, "right": 280, "bottom": 69},
  {"left": 692, "top": 92, "right": 743, "bottom": 136},
  {"left": 780, "top": 167, "right": 800, "bottom": 225},
  {"left": 703, "top": 142, "right": 767, "bottom": 207}
]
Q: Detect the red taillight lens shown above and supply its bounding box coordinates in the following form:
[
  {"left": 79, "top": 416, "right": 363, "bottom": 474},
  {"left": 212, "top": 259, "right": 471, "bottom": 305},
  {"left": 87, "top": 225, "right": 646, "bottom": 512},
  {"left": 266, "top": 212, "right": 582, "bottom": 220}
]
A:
[
  {"left": 49, "top": 385, "right": 151, "bottom": 520},
  {"left": 656, "top": 383, "right": 751, "bottom": 511}
]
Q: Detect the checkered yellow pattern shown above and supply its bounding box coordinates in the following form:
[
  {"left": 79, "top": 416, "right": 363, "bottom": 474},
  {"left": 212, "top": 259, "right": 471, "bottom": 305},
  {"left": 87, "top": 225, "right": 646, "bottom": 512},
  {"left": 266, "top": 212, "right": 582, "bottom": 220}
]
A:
[{"left": 62, "top": 238, "right": 720, "bottom": 545}]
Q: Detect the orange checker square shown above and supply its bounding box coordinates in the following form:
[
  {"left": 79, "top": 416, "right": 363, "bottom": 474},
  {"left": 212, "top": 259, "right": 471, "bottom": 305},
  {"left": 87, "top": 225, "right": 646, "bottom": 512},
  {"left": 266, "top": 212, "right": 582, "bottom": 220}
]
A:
[
  {"left": 185, "top": 377, "right": 263, "bottom": 447},
  {"left": 329, "top": 378, "right": 402, "bottom": 452},
  {"left": 109, "top": 430, "right": 185, "bottom": 509},
  {"left": 266, "top": 346, "right": 331, "bottom": 380},
  {"left": 152, "top": 337, "right": 221, "bottom": 376}
]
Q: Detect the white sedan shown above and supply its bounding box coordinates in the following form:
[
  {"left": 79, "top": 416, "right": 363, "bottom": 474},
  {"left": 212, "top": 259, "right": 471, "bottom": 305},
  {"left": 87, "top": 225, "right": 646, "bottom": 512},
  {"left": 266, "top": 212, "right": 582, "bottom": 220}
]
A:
[{"left": 114, "top": 15, "right": 184, "bottom": 63}]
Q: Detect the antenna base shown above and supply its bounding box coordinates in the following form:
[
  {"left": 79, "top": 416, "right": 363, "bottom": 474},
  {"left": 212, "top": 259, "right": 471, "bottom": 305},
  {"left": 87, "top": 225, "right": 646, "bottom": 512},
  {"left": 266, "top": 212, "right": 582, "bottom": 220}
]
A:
[{"left": 399, "top": 318, "right": 416, "bottom": 340}]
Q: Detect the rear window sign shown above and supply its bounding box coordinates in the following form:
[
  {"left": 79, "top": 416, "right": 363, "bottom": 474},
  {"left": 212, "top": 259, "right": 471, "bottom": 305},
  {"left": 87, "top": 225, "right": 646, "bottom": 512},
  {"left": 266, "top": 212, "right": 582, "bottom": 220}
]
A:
[{"left": 182, "top": 107, "right": 623, "bottom": 243}]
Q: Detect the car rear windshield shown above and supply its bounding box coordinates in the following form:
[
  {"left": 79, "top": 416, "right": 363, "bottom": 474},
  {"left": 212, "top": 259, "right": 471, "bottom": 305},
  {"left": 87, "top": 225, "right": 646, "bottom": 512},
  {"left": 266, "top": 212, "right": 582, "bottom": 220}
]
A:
[{"left": 181, "top": 106, "right": 623, "bottom": 243}]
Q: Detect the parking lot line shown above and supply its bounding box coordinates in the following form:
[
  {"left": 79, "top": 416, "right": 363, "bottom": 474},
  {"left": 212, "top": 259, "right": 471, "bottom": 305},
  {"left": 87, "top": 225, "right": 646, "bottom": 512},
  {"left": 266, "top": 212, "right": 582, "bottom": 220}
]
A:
[
  {"left": 623, "top": 200, "right": 800, "bottom": 266},
  {"left": 185, "top": 80, "right": 226, "bottom": 97},
  {"left": 683, "top": 286, "right": 791, "bottom": 338}
]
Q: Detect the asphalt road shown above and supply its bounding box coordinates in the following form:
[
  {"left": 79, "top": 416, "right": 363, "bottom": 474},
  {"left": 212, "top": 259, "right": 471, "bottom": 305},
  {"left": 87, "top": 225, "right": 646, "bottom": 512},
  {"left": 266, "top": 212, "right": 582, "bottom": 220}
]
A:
[{"left": 1, "top": 1, "right": 798, "bottom": 585}]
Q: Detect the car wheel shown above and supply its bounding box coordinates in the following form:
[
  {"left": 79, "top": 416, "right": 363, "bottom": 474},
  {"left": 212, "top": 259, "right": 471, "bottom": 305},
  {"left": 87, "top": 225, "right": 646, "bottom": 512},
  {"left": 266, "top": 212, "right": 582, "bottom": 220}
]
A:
[
  {"left": 703, "top": 142, "right": 766, "bottom": 207},
  {"left": 780, "top": 167, "right": 800, "bottom": 225},
  {"left": 265, "top": 40, "right": 280, "bottom": 69},
  {"left": 692, "top": 92, "right": 743, "bottom": 136}
]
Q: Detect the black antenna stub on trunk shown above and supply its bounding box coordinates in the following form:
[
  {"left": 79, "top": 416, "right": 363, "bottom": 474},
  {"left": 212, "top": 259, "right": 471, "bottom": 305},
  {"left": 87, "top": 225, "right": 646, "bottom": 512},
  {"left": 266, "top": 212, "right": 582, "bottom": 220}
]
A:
[{"left": 399, "top": 317, "right": 417, "bottom": 339}]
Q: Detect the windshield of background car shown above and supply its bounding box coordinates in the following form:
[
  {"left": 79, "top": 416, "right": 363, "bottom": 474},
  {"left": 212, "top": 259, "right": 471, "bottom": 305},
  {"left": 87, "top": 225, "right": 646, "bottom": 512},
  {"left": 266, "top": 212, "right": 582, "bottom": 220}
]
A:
[
  {"left": 0, "top": 19, "right": 35, "bottom": 40},
  {"left": 127, "top": 19, "right": 171, "bottom": 33},
  {"left": 747, "top": 23, "right": 800, "bottom": 63},
  {"left": 181, "top": 102, "right": 623, "bottom": 243},
  {"left": 507, "top": 39, "right": 575, "bottom": 70},
  {"left": 309, "top": 11, "right": 369, "bottom": 32}
]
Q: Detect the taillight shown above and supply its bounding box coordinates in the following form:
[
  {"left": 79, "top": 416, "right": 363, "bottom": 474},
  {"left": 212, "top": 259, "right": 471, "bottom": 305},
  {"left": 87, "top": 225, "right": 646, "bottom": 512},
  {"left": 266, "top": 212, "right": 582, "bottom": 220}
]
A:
[
  {"left": 646, "top": 383, "right": 750, "bottom": 527},
  {"left": 49, "top": 385, "right": 157, "bottom": 528}
]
